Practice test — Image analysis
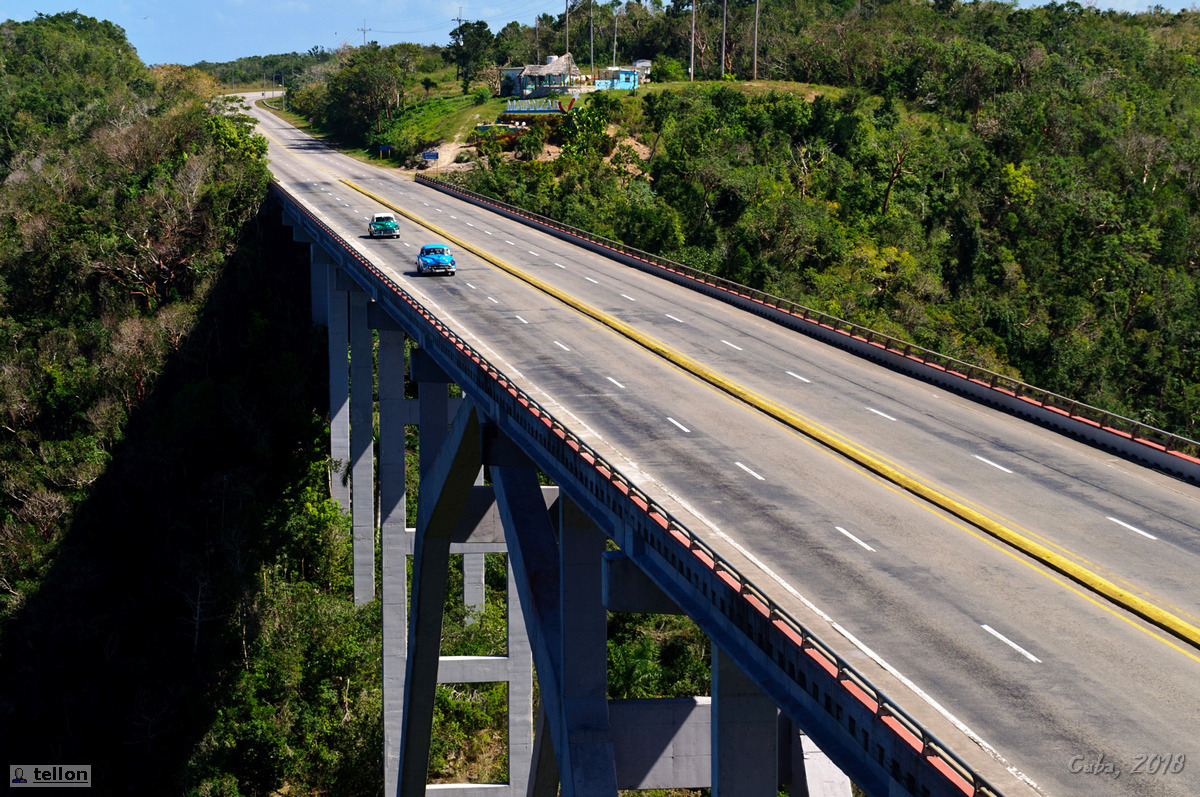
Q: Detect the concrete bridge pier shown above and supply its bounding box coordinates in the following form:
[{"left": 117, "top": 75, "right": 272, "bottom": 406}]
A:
[
  {"left": 348, "top": 287, "right": 374, "bottom": 605},
  {"left": 490, "top": 459, "right": 620, "bottom": 797},
  {"left": 321, "top": 257, "right": 352, "bottom": 513},
  {"left": 391, "top": 351, "right": 536, "bottom": 796},
  {"left": 377, "top": 320, "right": 408, "bottom": 797},
  {"left": 712, "top": 645, "right": 778, "bottom": 795},
  {"left": 313, "top": 256, "right": 377, "bottom": 605}
]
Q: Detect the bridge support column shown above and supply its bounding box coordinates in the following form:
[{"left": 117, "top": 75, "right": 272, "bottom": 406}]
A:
[
  {"left": 491, "top": 443, "right": 618, "bottom": 797},
  {"left": 464, "top": 551, "right": 485, "bottom": 624},
  {"left": 463, "top": 463, "right": 487, "bottom": 625},
  {"left": 349, "top": 288, "right": 374, "bottom": 605},
  {"left": 383, "top": 348, "right": 537, "bottom": 796},
  {"left": 712, "top": 645, "right": 778, "bottom": 796},
  {"left": 310, "top": 244, "right": 329, "bottom": 327},
  {"left": 558, "top": 496, "right": 619, "bottom": 793},
  {"left": 378, "top": 324, "right": 410, "bottom": 797},
  {"left": 399, "top": 391, "right": 480, "bottom": 795},
  {"left": 325, "top": 264, "right": 350, "bottom": 512}
]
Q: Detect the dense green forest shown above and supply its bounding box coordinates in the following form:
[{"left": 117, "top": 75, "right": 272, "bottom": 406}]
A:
[
  {"left": 288, "top": 1, "right": 1200, "bottom": 439},
  {"left": 0, "top": 11, "right": 387, "bottom": 795}
]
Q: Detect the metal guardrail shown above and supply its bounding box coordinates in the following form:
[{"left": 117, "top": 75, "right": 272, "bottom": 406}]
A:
[
  {"left": 416, "top": 174, "right": 1200, "bottom": 465},
  {"left": 273, "top": 181, "right": 1006, "bottom": 796}
]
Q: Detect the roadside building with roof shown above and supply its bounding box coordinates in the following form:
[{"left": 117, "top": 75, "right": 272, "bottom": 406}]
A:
[
  {"left": 514, "top": 53, "right": 582, "bottom": 96},
  {"left": 594, "top": 65, "right": 639, "bottom": 91}
]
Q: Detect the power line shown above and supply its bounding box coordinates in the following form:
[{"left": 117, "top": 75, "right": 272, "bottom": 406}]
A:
[
  {"left": 356, "top": 0, "right": 581, "bottom": 48},
  {"left": 369, "top": 0, "right": 561, "bottom": 36}
]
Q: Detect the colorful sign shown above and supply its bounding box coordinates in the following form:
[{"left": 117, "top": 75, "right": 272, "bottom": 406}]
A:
[{"left": 505, "top": 96, "right": 577, "bottom": 114}]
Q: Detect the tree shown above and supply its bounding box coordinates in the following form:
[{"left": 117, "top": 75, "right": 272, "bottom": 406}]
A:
[
  {"left": 391, "top": 42, "right": 424, "bottom": 110},
  {"left": 449, "top": 21, "right": 495, "bottom": 93},
  {"left": 494, "top": 21, "right": 531, "bottom": 66},
  {"left": 325, "top": 44, "right": 403, "bottom": 138},
  {"left": 516, "top": 125, "right": 547, "bottom": 160}
]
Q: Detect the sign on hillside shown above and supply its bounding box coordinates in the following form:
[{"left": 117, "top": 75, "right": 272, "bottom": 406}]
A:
[
  {"left": 504, "top": 96, "right": 577, "bottom": 115},
  {"left": 421, "top": 151, "right": 439, "bottom": 160}
]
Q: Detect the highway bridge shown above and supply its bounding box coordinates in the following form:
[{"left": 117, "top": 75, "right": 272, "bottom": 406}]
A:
[{"left": 247, "top": 95, "right": 1200, "bottom": 797}]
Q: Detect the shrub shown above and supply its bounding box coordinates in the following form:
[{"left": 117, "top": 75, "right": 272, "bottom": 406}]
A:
[{"left": 651, "top": 56, "right": 685, "bottom": 83}]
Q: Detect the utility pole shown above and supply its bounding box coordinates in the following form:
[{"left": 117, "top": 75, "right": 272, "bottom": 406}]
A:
[
  {"left": 611, "top": 2, "right": 618, "bottom": 68},
  {"left": 690, "top": 0, "right": 695, "bottom": 81},
  {"left": 720, "top": 0, "right": 727, "bottom": 78},
  {"left": 590, "top": 0, "right": 595, "bottom": 81},
  {"left": 753, "top": 0, "right": 759, "bottom": 79},
  {"left": 358, "top": 18, "right": 371, "bottom": 46},
  {"left": 565, "top": 0, "right": 570, "bottom": 54},
  {"left": 536, "top": 16, "right": 540, "bottom": 62},
  {"left": 455, "top": 9, "right": 464, "bottom": 80}
]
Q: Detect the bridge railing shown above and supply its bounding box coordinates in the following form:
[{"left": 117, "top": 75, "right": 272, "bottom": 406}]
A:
[
  {"left": 275, "top": 180, "right": 1006, "bottom": 796},
  {"left": 415, "top": 173, "right": 1200, "bottom": 467}
]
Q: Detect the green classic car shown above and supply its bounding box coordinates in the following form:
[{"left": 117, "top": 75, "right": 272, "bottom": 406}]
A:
[{"left": 368, "top": 212, "right": 400, "bottom": 238}]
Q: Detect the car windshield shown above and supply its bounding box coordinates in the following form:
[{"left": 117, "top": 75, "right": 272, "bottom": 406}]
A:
[{"left": 423, "top": 247, "right": 448, "bottom": 255}]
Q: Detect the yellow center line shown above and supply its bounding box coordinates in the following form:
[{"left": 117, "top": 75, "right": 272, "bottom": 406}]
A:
[{"left": 341, "top": 177, "right": 1200, "bottom": 656}]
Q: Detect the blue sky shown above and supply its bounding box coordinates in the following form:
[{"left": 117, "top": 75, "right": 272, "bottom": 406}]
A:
[
  {"left": 5, "top": 0, "right": 565, "bottom": 65},
  {"left": 4, "top": 0, "right": 1186, "bottom": 67}
]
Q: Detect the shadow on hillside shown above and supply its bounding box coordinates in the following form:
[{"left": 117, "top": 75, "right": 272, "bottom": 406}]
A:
[{"left": 0, "top": 210, "right": 323, "bottom": 794}]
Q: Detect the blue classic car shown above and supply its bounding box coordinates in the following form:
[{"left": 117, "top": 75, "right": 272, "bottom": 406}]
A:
[{"left": 416, "top": 244, "right": 456, "bottom": 276}]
